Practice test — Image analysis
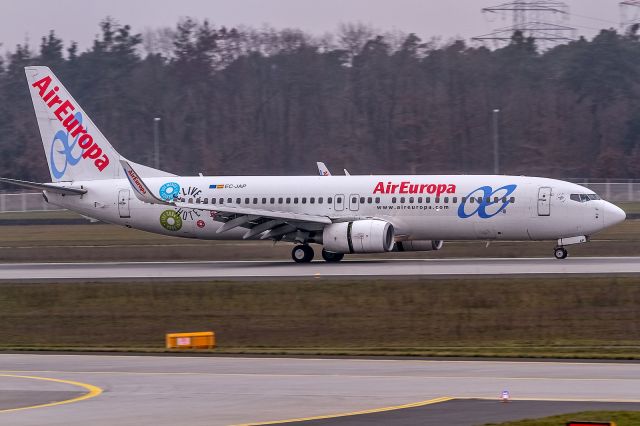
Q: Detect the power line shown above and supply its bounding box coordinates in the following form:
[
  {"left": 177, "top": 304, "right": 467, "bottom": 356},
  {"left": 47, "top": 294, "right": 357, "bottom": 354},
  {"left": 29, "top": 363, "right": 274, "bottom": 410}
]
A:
[{"left": 473, "top": 1, "right": 576, "bottom": 48}]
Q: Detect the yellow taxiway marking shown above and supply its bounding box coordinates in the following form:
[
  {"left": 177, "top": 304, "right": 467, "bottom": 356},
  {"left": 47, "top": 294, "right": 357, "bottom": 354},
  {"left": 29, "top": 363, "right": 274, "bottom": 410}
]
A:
[
  {"left": 231, "top": 396, "right": 453, "bottom": 425},
  {"left": 0, "top": 374, "right": 102, "bottom": 414}
]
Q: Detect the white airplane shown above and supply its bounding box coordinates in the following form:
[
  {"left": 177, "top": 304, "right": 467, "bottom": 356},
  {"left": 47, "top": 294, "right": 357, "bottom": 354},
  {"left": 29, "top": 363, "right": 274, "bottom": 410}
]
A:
[{"left": 0, "top": 66, "right": 626, "bottom": 263}]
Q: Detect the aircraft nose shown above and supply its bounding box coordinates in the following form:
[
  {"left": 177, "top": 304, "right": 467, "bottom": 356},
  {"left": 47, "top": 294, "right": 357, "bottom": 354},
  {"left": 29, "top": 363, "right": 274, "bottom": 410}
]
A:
[{"left": 603, "top": 202, "right": 626, "bottom": 228}]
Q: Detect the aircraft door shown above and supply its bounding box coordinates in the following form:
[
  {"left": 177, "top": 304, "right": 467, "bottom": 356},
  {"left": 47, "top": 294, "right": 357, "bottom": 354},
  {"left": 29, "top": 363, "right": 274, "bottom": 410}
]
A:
[
  {"left": 118, "top": 189, "right": 131, "bottom": 218},
  {"left": 349, "top": 194, "right": 360, "bottom": 211},
  {"left": 537, "top": 187, "right": 551, "bottom": 216},
  {"left": 334, "top": 194, "right": 345, "bottom": 211}
]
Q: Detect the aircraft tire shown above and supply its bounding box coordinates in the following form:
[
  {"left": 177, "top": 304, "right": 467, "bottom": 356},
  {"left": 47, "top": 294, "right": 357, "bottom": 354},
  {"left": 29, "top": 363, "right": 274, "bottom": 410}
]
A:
[
  {"left": 321, "top": 249, "right": 344, "bottom": 263},
  {"left": 554, "top": 247, "right": 568, "bottom": 260},
  {"left": 292, "top": 245, "right": 314, "bottom": 263}
]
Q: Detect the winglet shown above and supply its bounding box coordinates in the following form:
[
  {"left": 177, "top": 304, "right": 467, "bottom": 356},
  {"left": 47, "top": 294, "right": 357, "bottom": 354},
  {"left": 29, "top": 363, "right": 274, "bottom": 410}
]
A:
[
  {"left": 120, "top": 160, "right": 169, "bottom": 204},
  {"left": 317, "top": 162, "right": 331, "bottom": 176}
]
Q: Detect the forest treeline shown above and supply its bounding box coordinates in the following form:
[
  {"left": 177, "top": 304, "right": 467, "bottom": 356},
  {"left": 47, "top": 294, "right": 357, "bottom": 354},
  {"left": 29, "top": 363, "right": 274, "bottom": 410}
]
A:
[{"left": 1, "top": 18, "right": 640, "bottom": 182}]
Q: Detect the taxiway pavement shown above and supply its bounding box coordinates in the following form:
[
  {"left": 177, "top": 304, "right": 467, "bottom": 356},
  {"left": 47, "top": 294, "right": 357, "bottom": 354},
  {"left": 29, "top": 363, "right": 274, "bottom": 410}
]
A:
[
  {"left": 1, "top": 256, "right": 640, "bottom": 281},
  {"left": 1, "top": 354, "right": 639, "bottom": 425}
]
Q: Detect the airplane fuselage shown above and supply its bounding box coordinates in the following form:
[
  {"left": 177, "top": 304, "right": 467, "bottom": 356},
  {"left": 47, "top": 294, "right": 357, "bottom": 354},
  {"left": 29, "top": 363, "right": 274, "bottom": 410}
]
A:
[{"left": 45, "top": 174, "right": 623, "bottom": 243}]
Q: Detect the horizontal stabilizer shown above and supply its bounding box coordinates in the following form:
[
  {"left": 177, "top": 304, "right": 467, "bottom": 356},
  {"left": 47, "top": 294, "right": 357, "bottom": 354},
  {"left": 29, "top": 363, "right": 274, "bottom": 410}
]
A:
[
  {"left": 0, "top": 177, "right": 87, "bottom": 195},
  {"left": 120, "top": 160, "right": 170, "bottom": 205}
]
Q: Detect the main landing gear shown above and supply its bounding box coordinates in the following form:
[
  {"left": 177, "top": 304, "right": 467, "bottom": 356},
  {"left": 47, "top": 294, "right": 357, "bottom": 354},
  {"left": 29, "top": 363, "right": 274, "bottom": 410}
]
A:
[
  {"left": 292, "top": 244, "right": 314, "bottom": 263},
  {"left": 321, "top": 249, "right": 344, "bottom": 263},
  {"left": 291, "top": 245, "right": 345, "bottom": 263},
  {"left": 554, "top": 247, "right": 568, "bottom": 260}
]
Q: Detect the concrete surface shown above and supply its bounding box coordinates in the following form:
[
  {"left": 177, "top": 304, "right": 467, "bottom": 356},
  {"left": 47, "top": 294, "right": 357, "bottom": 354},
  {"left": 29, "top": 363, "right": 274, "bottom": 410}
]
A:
[
  {"left": 1, "top": 257, "right": 640, "bottom": 281},
  {"left": 1, "top": 354, "right": 639, "bottom": 425}
]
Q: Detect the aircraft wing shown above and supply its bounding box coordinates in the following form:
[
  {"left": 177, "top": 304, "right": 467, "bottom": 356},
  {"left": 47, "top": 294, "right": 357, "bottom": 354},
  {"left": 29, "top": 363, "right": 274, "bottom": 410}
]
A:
[
  {"left": 120, "top": 160, "right": 331, "bottom": 240},
  {"left": 174, "top": 200, "right": 331, "bottom": 239},
  {"left": 0, "top": 177, "right": 87, "bottom": 195}
]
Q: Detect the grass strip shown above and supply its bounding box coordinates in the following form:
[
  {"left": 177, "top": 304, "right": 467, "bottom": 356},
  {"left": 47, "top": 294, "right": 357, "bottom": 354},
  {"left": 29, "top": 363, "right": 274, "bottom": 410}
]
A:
[
  {"left": 485, "top": 411, "right": 640, "bottom": 425},
  {"left": 1, "top": 277, "right": 640, "bottom": 357}
]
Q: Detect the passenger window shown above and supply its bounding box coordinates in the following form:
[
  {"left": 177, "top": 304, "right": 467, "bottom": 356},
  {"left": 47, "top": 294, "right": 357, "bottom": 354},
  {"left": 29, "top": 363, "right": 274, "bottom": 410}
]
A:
[
  {"left": 392, "top": 197, "right": 397, "bottom": 203},
  {"left": 509, "top": 197, "right": 515, "bottom": 203},
  {"left": 302, "top": 197, "right": 307, "bottom": 204},
  {"left": 352, "top": 197, "right": 357, "bottom": 204},
  {"left": 435, "top": 197, "right": 440, "bottom": 203},
  {"left": 253, "top": 198, "right": 258, "bottom": 204},
  {"left": 477, "top": 197, "right": 482, "bottom": 204},
  {"left": 502, "top": 197, "right": 507, "bottom": 203},
  {"left": 286, "top": 198, "right": 291, "bottom": 204},
  {"left": 400, "top": 197, "right": 406, "bottom": 203},
  {"left": 337, "top": 197, "right": 342, "bottom": 203},
  {"left": 270, "top": 198, "right": 275, "bottom": 204},
  {"left": 470, "top": 197, "right": 474, "bottom": 204},
  {"left": 444, "top": 197, "right": 449, "bottom": 203},
  {"left": 245, "top": 198, "right": 249, "bottom": 204},
  {"left": 417, "top": 197, "right": 422, "bottom": 203},
  {"left": 375, "top": 197, "right": 380, "bottom": 203},
  {"left": 189, "top": 198, "right": 194, "bottom": 203},
  {"left": 319, "top": 197, "right": 324, "bottom": 203},
  {"left": 278, "top": 197, "right": 283, "bottom": 204},
  {"left": 310, "top": 197, "right": 315, "bottom": 204},
  {"left": 221, "top": 198, "right": 226, "bottom": 204},
  {"left": 485, "top": 197, "right": 491, "bottom": 203},
  {"left": 426, "top": 197, "right": 430, "bottom": 203},
  {"left": 327, "top": 197, "right": 332, "bottom": 204},
  {"left": 261, "top": 198, "right": 266, "bottom": 204},
  {"left": 236, "top": 198, "right": 241, "bottom": 204},
  {"left": 409, "top": 197, "right": 414, "bottom": 203},
  {"left": 203, "top": 198, "right": 208, "bottom": 204},
  {"left": 453, "top": 197, "right": 457, "bottom": 203},
  {"left": 367, "top": 197, "right": 372, "bottom": 204},
  {"left": 294, "top": 197, "right": 299, "bottom": 204},
  {"left": 195, "top": 198, "right": 201, "bottom": 204},
  {"left": 360, "top": 197, "right": 365, "bottom": 204},
  {"left": 211, "top": 198, "right": 216, "bottom": 204}
]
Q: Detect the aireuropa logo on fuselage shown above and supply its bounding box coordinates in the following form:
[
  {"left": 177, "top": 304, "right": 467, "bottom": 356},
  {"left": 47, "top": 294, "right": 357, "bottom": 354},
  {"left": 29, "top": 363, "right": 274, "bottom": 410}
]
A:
[
  {"left": 458, "top": 184, "right": 517, "bottom": 219},
  {"left": 32, "top": 76, "right": 110, "bottom": 177}
]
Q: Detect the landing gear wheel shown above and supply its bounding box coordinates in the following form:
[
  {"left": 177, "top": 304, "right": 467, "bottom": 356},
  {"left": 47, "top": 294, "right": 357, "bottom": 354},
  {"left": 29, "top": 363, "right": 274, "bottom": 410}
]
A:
[
  {"left": 554, "top": 247, "right": 568, "bottom": 260},
  {"left": 292, "top": 245, "right": 314, "bottom": 263},
  {"left": 322, "top": 249, "right": 344, "bottom": 263}
]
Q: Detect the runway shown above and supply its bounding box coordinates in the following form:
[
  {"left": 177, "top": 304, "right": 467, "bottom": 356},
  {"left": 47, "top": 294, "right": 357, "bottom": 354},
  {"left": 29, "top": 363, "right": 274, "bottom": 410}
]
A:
[
  {"left": 1, "top": 256, "right": 640, "bottom": 281},
  {"left": 1, "top": 354, "right": 639, "bottom": 426}
]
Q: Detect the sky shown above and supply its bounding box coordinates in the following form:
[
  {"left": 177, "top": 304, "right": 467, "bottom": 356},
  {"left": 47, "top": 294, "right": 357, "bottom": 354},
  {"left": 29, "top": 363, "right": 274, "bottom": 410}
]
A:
[{"left": 0, "top": 0, "right": 630, "bottom": 54}]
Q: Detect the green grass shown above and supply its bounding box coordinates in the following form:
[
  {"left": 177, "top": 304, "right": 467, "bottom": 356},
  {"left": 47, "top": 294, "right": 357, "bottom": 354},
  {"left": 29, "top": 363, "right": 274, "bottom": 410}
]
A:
[
  {"left": 1, "top": 277, "right": 640, "bottom": 357},
  {"left": 485, "top": 410, "right": 640, "bottom": 425}
]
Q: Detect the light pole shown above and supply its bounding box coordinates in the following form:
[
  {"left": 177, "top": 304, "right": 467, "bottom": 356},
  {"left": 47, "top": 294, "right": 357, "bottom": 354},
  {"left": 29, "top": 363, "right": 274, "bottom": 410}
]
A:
[
  {"left": 153, "top": 117, "right": 161, "bottom": 170},
  {"left": 492, "top": 109, "right": 500, "bottom": 175}
]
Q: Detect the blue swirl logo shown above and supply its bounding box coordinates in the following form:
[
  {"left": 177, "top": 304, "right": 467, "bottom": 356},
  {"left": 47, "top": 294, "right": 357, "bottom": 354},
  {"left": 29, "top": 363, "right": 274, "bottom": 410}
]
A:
[
  {"left": 49, "top": 112, "right": 85, "bottom": 179},
  {"left": 458, "top": 184, "right": 517, "bottom": 219},
  {"left": 159, "top": 182, "right": 180, "bottom": 201}
]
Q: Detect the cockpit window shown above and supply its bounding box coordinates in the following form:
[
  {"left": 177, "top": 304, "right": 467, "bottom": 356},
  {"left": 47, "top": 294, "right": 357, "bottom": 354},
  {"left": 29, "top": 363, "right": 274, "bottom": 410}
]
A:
[{"left": 570, "top": 193, "right": 600, "bottom": 202}]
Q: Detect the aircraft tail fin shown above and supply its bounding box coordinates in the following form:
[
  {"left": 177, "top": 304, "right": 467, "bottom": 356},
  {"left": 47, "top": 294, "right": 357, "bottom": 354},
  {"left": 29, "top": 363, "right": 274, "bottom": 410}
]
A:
[{"left": 25, "top": 66, "right": 175, "bottom": 182}]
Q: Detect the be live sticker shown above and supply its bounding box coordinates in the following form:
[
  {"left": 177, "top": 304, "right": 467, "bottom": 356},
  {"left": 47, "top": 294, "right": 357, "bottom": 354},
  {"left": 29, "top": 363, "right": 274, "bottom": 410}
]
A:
[{"left": 197, "top": 220, "right": 205, "bottom": 228}]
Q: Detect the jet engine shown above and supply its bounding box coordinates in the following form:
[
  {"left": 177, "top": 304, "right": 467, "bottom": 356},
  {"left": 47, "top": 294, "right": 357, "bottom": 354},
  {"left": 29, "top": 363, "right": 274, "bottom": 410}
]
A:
[
  {"left": 323, "top": 220, "right": 395, "bottom": 253},
  {"left": 394, "top": 240, "right": 444, "bottom": 252}
]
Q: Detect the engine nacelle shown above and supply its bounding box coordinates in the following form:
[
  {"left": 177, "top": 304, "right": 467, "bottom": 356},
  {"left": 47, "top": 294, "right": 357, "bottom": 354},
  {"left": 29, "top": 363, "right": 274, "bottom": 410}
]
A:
[
  {"left": 394, "top": 240, "right": 444, "bottom": 252},
  {"left": 323, "top": 220, "right": 395, "bottom": 253}
]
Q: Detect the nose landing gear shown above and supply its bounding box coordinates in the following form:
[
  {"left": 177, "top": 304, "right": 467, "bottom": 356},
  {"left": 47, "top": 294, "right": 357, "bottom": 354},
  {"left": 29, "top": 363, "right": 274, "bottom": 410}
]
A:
[
  {"left": 554, "top": 247, "right": 568, "bottom": 260},
  {"left": 292, "top": 244, "right": 314, "bottom": 263}
]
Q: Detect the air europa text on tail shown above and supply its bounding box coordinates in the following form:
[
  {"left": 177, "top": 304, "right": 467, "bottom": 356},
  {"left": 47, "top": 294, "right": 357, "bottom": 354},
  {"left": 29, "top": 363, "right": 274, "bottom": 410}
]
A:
[{"left": 32, "top": 75, "right": 110, "bottom": 172}]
